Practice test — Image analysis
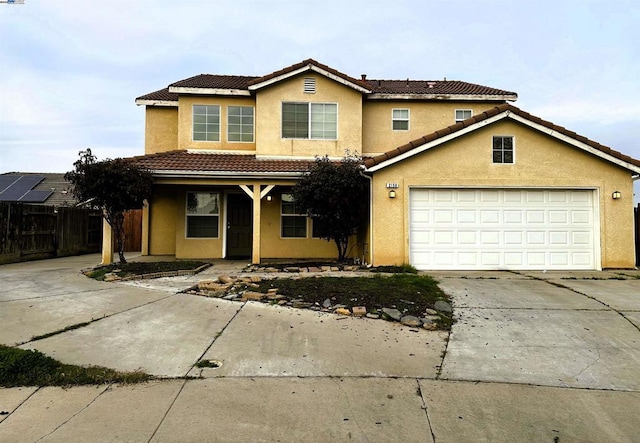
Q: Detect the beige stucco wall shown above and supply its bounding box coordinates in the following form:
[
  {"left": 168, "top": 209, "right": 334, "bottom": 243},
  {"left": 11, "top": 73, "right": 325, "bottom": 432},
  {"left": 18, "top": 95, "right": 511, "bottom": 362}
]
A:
[
  {"left": 148, "top": 186, "right": 177, "bottom": 255},
  {"left": 145, "top": 107, "right": 178, "bottom": 154},
  {"left": 255, "top": 74, "right": 363, "bottom": 158},
  {"left": 362, "top": 101, "right": 504, "bottom": 155},
  {"left": 176, "top": 96, "right": 257, "bottom": 152},
  {"left": 370, "top": 119, "right": 636, "bottom": 269}
]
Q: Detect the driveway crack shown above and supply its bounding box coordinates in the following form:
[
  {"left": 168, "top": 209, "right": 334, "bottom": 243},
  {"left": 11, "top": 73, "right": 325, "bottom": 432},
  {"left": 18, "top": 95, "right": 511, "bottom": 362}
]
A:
[
  {"left": 416, "top": 379, "right": 437, "bottom": 442},
  {"left": 147, "top": 379, "right": 188, "bottom": 443},
  {"left": 572, "top": 348, "right": 602, "bottom": 379}
]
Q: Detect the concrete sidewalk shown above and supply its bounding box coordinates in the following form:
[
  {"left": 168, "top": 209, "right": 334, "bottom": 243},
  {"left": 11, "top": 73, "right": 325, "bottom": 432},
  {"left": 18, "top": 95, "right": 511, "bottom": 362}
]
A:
[{"left": 1, "top": 255, "right": 640, "bottom": 441}]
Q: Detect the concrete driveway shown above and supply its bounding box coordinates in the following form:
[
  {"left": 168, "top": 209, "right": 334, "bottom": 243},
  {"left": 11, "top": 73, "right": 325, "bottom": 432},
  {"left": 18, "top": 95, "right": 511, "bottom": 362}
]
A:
[{"left": 1, "top": 256, "right": 639, "bottom": 442}]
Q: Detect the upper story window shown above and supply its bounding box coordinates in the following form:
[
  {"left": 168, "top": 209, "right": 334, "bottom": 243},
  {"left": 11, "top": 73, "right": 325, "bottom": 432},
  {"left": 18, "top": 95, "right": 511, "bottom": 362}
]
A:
[
  {"left": 493, "top": 136, "right": 514, "bottom": 164},
  {"left": 281, "top": 193, "right": 307, "bottom": 238},
  {"left": 392, "top": 109, "right": 409, "bottom": 130},
  {"left": 227, "top": 106, "right": 254, "bottom": 142},
  {"left": 193, "top": 105, "right": 220, "bottom": 142},
  {"left": 455, "top": 109, "right": 472, "bottom": 122},
  {"left": 282, "top": 102, "right": 337, "bottom": 140},
  {"left": 186, "top": 192, "right": 220, "bottom": 238}
]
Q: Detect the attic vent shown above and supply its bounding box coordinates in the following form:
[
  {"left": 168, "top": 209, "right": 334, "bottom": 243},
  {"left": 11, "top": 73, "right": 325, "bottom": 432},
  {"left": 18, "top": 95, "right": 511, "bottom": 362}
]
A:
[{"left": 304, "top": 77, "right": 316, "bottom": 94}]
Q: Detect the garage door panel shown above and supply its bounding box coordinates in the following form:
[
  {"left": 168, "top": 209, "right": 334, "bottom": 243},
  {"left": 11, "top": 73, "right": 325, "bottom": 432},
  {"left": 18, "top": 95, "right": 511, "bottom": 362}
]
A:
[{"left": 409, "top": 189, "right": 596, "bottom": 270}]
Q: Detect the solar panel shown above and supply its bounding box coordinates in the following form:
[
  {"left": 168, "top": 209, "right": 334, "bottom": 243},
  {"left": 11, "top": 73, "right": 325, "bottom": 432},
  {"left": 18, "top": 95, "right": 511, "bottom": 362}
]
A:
[
  {"left": 20, "top": 190, "right": 53, "bottom": 203},
  {"left": 0, "top": 175, "right": 45, "bottom": 201},
  {"left": 0, "top": 176, "right": 18, "bottom": 193}
]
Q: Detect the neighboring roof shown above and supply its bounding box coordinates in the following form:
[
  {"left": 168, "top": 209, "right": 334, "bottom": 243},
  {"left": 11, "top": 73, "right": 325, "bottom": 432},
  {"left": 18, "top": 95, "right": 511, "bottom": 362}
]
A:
[
  {"left": 129, "top": 151, "right": 317, "bottom": 177},
  {"left": 136, "top": 59, "right": 516, "bottom": 105},
  {"left": 364, "top": 104, "right": 640, "bottom": 174},
  {"left": 0, "top": 173, "right": 76, "bottom": 206}
]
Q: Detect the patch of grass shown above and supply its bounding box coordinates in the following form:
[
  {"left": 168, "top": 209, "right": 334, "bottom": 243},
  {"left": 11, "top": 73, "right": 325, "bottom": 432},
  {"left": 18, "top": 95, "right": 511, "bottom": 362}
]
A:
[
  {"left": 85, "top": 260, "right": 210, "bottom": 281},
  {"left": 31, "top": 321, "right": 93, "bottom": 341},
  {"left": 0, "top": 345, "right": 152, "bottom": 387},
  {"left": 371, "top": 263, "right": 418, "bottom": 274},
  {"left": 254, "top": 274, "right": 452, "bottom": 328}
]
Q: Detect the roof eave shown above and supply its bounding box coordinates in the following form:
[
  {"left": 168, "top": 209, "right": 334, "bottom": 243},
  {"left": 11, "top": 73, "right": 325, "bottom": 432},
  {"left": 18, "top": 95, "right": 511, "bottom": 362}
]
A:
[
  {"left": 135, "top": 99, "right": 178, "bottom": 107},
  {"left": 150, "top": 170, "right": 306, "bottom": 179},
  {"left": 366, "top": 93, "right": 518, "bottom": 101},
  {"left": 168, "top": 87, "right": 252, "bottom": 96}
]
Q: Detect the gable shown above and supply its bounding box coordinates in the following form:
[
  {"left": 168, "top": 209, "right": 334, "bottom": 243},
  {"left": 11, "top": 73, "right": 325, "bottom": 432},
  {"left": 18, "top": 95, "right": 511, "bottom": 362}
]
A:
[{"left": 365, "top": 104, "right": 640, "bottom": 175}]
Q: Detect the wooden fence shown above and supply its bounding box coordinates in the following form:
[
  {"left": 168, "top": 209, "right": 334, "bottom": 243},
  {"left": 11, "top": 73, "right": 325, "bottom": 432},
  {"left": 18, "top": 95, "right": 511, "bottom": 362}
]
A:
[{"left": 0, "top": 202, "right": 102, "bottom": 265}]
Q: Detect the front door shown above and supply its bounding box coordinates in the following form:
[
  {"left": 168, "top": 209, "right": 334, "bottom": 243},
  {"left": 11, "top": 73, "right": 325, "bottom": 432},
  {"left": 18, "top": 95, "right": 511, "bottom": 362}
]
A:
[{"left": 226, "top": 193, "right": 252, "bottom": 259}]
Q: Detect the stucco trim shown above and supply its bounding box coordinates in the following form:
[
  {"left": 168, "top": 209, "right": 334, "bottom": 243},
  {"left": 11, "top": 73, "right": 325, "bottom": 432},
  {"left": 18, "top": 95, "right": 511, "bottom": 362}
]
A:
[
  {"left": 367, "top": 93, "right": 518, "bottom": 101},
  {"left": 248, "top": 65, "right": 371, "bottom": 94},
  {"left": 135, "top": 99, "right": 178, "bottom": 107},
  {"left": 168, "top": 87, "right": 252, "bottom": 96}
]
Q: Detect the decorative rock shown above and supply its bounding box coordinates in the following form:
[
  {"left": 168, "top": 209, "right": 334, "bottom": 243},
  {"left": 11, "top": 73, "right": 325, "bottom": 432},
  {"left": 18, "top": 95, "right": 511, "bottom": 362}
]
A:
[
  {"left": 267, "top": 288, "right": 278, "bottom": 294},
  {"left": 308, "top": 267, "right": 322, "bottom": 272},
  {"left": 434, "top": 300, "right": 453, "bottom": 313},
  {"left": 223, "top": 294, "right": 239, "bottom": 300},
  {"left": 365, "top": 313, "right": 380, "bottom": 319},
  {"left": 218, "top": 275, "right": 235, "bottom": 284},
  {"left": 423, "top": 323, "right": 438, "bottom": 331},
  {"left": 285, "top": 267, "right": 299, "bottom": 273},
  {"left": 334, "top": 307, "right": 351, "bottom": 316},
  {"left": 293, "top": 301, "right": 313, "bottom": 309},
  {"left": 424, "top": 308, "right": 438, "bottom": 315},
  {"left": 420, "top": 317, "right": 434, "bottom": 325},
  {"left": 267, "top": 294, "right": 285, "bottom": 300},
  {"left": 331, "top": 267, "right": 340, "bottom": 271},
  {"left": 250, "top": 276, "right": 262, "bottom": 283},
  {"left": 321, "top": 266, "right": 331, "bottom": 272},
  {"left": 382, "top": 308, "right": 402, "bottom": 321},
  {"left": 322, "top": 298, "right": 332, "bottom": 308},
  {"left": 400, "top": 315, "right": 422, "bottom": 327},
  {"left": 265, "top": 267, "right": 278, "bottom": 273},
  {"left": 240, "top": 291, "right": 266, "bottom": 301},
  {"left": 277, "top": 300, "right": 288, "bottom": 305},
  {"left": 352, "top": 306, "right": 367, "bottom": 317},
  {"left": 104, "top": 274, "right": 121, "bottom": 282}
]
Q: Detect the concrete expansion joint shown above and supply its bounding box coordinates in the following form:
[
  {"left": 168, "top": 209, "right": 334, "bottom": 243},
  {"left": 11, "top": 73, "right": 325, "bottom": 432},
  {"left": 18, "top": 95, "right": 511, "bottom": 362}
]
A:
[
  {"left": 435, "top": 330, "right": 451, "bottom": 380},
  {"left": 0, "top": 287, "right": 115, "bottom": 304},
  {"left": 19, "top": 293, "right": 176, "bottom": 346},
  {"left": 148, "top": 379, "right": 189, "bottom": 443},
  {"left": 415, "top": 378, "right": 437, "bottom": 442}
]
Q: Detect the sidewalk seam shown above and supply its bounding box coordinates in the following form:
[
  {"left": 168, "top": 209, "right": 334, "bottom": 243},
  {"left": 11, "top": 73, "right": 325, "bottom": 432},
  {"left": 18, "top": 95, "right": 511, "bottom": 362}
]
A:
[
  {"left": 34, "top": 384, "right": 112, "bottom": 442},
  {"left": 147, "top": 378, "right": 188, "bottom": 443},
  {"left": 416, "top": 379, "right": 437, "bottom": 442}
]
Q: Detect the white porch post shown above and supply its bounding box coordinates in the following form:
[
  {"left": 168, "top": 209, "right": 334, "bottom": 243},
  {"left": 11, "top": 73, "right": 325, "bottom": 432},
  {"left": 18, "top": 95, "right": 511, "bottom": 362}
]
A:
[
  {"left": 141, "top": 201, "right": 149, "bottom": 256},
  {"left": 252, "top": 185, "right": 261, "bottom": 264},
  {"left": 101, "top": 217, "right": 114, "bottom": 265}
]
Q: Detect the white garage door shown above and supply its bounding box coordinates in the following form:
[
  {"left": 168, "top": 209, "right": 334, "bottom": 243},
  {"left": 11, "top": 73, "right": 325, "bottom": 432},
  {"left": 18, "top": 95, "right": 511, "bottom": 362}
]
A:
[{"left": 409, "top": 189, "right": 597, "bottom": 270}]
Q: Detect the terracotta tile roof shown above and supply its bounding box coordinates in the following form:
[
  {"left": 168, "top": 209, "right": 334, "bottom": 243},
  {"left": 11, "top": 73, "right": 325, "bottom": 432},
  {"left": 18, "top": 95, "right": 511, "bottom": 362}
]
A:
[
  {"left": 247, "top": 58, "right": 371, "bottom": 90},
  {"left": 364, "top": 104, "right": 640, "bottom": 170},
  {"left": 129, "top": 151, "right": 317, "bottom": 175},
  {"left": 365, "top": 79, "right": 516, "bottom": 97},
  {"left": 170, "top": 74, "right": 259, "bottom": 90},
  {"left": 136, "top": 59, "right": 514, "bottom": 101},
  {"left": 136, "top": 88, "right": 178, "bottom": 102}
]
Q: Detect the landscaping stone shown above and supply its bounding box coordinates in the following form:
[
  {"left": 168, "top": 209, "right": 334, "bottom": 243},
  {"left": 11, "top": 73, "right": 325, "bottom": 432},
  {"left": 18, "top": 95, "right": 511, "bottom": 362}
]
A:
[
  {"left": 382, "top": 308, "right": 402, "bottom": 321},
  {"left": 321, "top": 266, "right": 331, "bottom": 272},
  {"left": 267, "top": 288, "right": 278, "bottom": 294},
  {"left": 293, "top": 301, "right": 314, "bottom": 309},
  {"left": 331, "top": 266, "right": 340, "bottom": 271},
  {"left": 434, "top": 300, "right": 453, "bottom": 313},
  {"left": 424, "top": 308, "right": 438, "bottom": 315},
  {"left": 334, "top": 307, "right": 351, "bottom": 316},
  {"left": 218, "top": 275, "right": 235, "bottom": 284},
  {"left": 352, "top": 306, "right": 367, "bottom": 317},
  {"left": 284, "top": 267, "right": 299, "bottom": 273},
  {"left": 250, "top": 276, "right": 262, "bottom": 283},
  {"left": 240, "top": 291, "right": 266, "bottom": 301},
  {"left": 422, "top": 323, "right": 438, "bottom": 330},
  {"left": 322, "top": 298, "right": 332, "bottom": 308},
  {"left": 223, "top": 294, "right": 239, "bottom": 300},
  {"left": 400, "top": 316, "right": 422, "bottom": 327},
  {"left": 308, "top": 267, "right": 322, "bottom": 272},
  {"left": 366, "top": 313, "right": 380, "bottom": 319}
]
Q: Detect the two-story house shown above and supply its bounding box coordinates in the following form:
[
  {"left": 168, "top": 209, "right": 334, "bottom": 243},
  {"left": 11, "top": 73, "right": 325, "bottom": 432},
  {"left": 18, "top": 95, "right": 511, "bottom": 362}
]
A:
[{"left": 117, "top": 59, "right": 640, "bottom": 270}]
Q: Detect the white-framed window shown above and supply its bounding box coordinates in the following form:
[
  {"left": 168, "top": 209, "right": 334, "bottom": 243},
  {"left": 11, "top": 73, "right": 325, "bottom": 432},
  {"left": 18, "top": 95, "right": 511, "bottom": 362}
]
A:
[
  {"left": 186, "top": 192, "right": 220, "bottom": 238},
  {"left": 281, "top": 193, "right": 307, "bottom": 238},
  {"left": 455, "top": 109, "right": 472, "bottom": 122},
  {"left": 227, "top": 106, "right": 254, "bottom": 142},
  {"left": 492, "top": 136, "right": 514, "bottom": 164},
  {"left": 282, "top": 102, "right": 337, "bottom": 140},
  {"left": 193, "top": 105, "right": 220, "bottom": 142},
  {"left": 392, "top": 109, "right": 409, "bottom": 131}
]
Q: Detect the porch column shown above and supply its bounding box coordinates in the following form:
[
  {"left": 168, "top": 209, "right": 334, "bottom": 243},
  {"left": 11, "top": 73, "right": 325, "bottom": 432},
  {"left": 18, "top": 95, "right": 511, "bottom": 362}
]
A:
[
  {"left": 101, "top": 217, "right": 114, "bottom": 265},
  {"left": 252, "top": 185, "right": 261, "bottom": 264},
  {"left": 141, "top": 201, "right": 149, "bottom": 256}
]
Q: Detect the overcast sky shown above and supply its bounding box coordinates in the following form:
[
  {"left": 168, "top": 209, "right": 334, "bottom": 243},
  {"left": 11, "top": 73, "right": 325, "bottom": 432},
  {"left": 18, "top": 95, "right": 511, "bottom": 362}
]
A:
[{"left": 1, "top": 0, "right": 639, "bottom": 200}]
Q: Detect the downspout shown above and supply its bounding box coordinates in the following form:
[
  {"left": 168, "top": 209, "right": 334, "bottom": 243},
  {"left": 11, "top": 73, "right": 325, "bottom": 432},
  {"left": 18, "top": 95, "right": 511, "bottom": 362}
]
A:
[{"left": 359, "top": 166, "right": 373, "bottom": 266}]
